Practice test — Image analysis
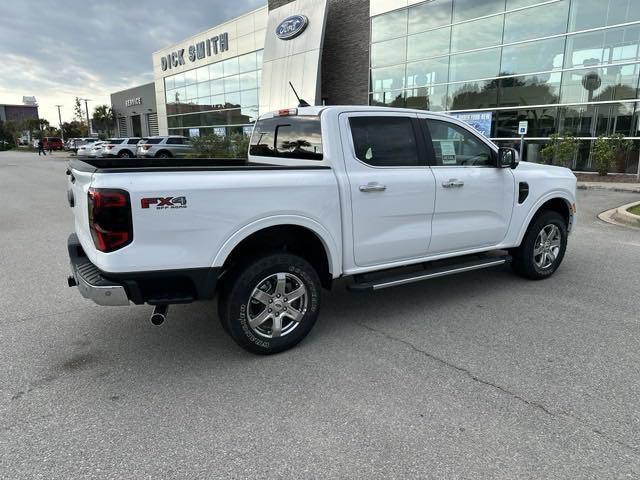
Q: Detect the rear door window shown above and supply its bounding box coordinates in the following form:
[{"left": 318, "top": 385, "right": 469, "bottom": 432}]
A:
[
  {"left": 167, "top": 137, "right": 184, "bottom": 145},
  {"left": 146, "top": 138, "right": 163, "bottom": 145},
  {"left": 250, "top": 116, "right": 323, "bottom": 160},
  {"left": 349, "top": 116, "right": 421, "bottom": 167}
]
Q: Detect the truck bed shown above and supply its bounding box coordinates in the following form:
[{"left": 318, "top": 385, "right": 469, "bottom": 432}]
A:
[{"left": 69, "top": 158, "right": 330, "bottom": 173}]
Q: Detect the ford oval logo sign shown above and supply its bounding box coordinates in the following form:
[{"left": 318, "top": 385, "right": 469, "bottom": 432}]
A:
[{"left": 276, "top": 15, "right": 309, "bottom": 40}]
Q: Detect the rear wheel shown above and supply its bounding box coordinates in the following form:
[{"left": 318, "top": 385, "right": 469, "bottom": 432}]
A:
[
  {"left": 218, "top": 253, "right": 321, "bottom": 354},
  {"left": 118, "top": 150, "right": 133, "bottom": 158},
  {"left": 156, "top": 150, "right": 171, "bottom": 158},
  {"left": 511, "top": 210, "right": 568, "bottom": 280}
]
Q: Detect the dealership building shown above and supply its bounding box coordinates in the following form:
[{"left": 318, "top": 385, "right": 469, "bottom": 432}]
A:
[
  {"left": 148, "top": 0, "right": 640, "bottom": 169},
  {"left": 110, "top": 83, "right": 159, "bottom": 138}
]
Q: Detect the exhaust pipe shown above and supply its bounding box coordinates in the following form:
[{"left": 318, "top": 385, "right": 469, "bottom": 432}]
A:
[{"left": 150, "top": 304, "right": 169, "bottom": 326}]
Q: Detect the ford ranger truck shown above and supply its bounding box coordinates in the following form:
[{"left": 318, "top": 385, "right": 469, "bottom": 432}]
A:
[{"left": 66, "top": 106, "right": 577, "bottom": 354}]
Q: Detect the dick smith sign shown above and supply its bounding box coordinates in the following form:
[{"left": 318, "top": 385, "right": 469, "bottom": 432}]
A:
[{"left": 161, "top": 32, "right": 229, "bottom": 71}]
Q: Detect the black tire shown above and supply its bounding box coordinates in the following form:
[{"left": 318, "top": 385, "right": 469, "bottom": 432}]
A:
[
  {"left": 156, "top": 151, "right": 171, "bottom": 158},
  {"left": 218, "top": 253, "right": 322, "bottom": 354},
  {"left": 118, "top": 150, "right": 133, "bottom": 158},
  {"left": 511, "top": 210, "right": 568, "bottom": 280}
]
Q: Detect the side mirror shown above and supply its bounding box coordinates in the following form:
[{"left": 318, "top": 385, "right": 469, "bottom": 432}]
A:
[{"left": 498, "top": 147, "right": 519, "bottom": 169}]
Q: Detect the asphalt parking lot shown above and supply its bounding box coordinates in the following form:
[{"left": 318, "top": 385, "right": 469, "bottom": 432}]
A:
[{"left": 1, "top": 150, "right": 640, "bottom": 479}]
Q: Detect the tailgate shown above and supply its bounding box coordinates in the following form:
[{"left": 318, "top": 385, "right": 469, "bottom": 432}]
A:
[{"left": 67, "top": 166, "right": 95, "bottom": 258}]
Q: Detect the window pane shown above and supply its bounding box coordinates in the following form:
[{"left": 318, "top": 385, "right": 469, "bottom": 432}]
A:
[
  {"left": 560, "top": 64, "right": 640, "bottom": 103},
  {"left": 210, "top": 78, "right": 225, "bottom": 95},
  {"left": 165, "top": 76, "right": 175, "bottom": 91},
  {"left": 225, "top": 91, "right": 241, "bottom": 108},
  {"left": 407, "top": 27, "right": 451, "bottom": 62},
  {"left": 184, "top": 69, "right": 198, "bottom": 86},
  {"left": 565, "top": 25, "right": 640, "bottom": 69},
  {"left": 406, "top": 57, "right": 449, "bottom": 87},
  {"left": 371, "top": 9, "right": 407, "bottom": 43},
  {"left": 197, "top": 81, "right": 211, "bottom": 98},
  {"left": 349, "top": 117, "right": 420, "bottom": 167},
  {"left": 449, "top": 48, "right": 501, "bottom": 82},
  {"left": 257, "top": 49, "right": 264, "bottom": 66},
  {"left": 501, "top": 37, "right": 566, "bottom": 76},
  {"left": 504, "top": 0, "right": 569, "bottom": 43},
  {"left": 426, "top": 119, "right": 493, "bottom": 166},
  {"left": 211, "top": 94, "right": 225, "bottom": 108},
  {"left": 569, "top": 0, "right": 640, "bottom": 32},
  {"left": 449, "top": 80, "right": 499, "bottom": 110},
  {"left": 506, "top": 0, "right": 544, "bottom": 8},
  {"left": 496, "top": 107, "right": 558, "bottom": 138},
  {"left": 369, "top": 91, "right": 406, "bottom": 108},
  {"left": 185, "top": 83, "right": 198, "bottom": 101},
  {"left": 250, "top": 116, "right": 323, "bottom": 160},
  {"left": 196, "top": 66, "right": 209, "bottom": 83},
  {"left": 238, "top": 52, "right": 257, "bottom": 73},
  {"left": 224, "top": 75, "right": 241, "bottom": 94},
  {"left": 405, "top": 85, "right": 449, "bottom": 111},
  {"left": 173, "top": 73, "right": 185, "bottom": 88},
  {"left": 408, "top": 0, "right": 452, "bottom": 34},
  {"left": 453, "top": 0, "right": 505, "bottom": 22},
  {"left": 371, "top": 37, "right": 406, "bottom": 68},
  {"left": 223, "top": 57, "right": 239, "bottom": 77},
  {"left": 371, "top": 65, "right": 406, "bottom": 92},
  {"left": 499, "top": 73, "right": 561, "bottom": 106},
  {"left": 209, "top": 62, "right": 224, "bottom": 79},
  {"left": 451, "top": 15, "right": 503, "bottom": 53},
  {"left": 239, "top": 71, "right": 258, "bottom": 91}
]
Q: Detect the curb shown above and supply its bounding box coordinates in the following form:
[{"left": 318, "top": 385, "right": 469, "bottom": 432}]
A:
[
  {"left": 577, "top": 183, "right": 640, "bottom": 194},
  {"left": 598, "top": 201, "right": 640, "bottom": 230}
]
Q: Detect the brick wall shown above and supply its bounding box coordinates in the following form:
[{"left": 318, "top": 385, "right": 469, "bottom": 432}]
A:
[{"left": 268, "top": 0, "right": 370, "bottom": 106}]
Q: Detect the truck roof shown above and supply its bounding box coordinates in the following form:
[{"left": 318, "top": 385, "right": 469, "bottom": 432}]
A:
[{"left": 262, "top": 105, "right": 455, "bottom": 120}]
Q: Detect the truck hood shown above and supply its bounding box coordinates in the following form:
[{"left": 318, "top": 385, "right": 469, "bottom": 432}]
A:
[{"left": 515, "top": 161, "right": 576, "bottom": 179}]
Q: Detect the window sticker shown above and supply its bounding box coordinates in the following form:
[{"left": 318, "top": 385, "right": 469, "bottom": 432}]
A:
[{"left": 440, "top": 141, "right": 457, "bottom": 165}]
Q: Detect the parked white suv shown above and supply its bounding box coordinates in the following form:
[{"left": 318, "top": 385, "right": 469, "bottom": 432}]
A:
[
  {"left": 67, "top": 106, "right": 577, "bottom": 354},
  {"left": 99, "top": 138, "right": 145, "bottom": 158},
  {"left": 136, "top": 136, "right": 193, "bottom": 158}
]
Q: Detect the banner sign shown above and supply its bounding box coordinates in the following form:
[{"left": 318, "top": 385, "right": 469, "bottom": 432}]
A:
[{"left": 449, "top": 112, "right": 493, "bottom": 138}]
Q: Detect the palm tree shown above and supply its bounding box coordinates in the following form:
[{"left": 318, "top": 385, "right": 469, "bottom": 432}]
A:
[{"left": 92, "top": 105, "right": 115, "bottom": 137}]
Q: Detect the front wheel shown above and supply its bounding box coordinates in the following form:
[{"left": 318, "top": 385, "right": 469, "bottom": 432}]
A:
[
  {"left": 218, "top": 253, "right": 322, "bottom": 354},
  {"left": 511, "top": 210, "right": 568, "bottom": 280}
]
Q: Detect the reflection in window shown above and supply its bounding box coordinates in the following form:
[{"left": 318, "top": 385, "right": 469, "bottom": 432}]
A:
[
  {"left": 238, "top": 52, "right": 257, "bottom": 73},
  {"left": 371, "top": 9, "right": 407, "bottom": 43},
  {"left": 369, "top": 91, "right": 406, "bottom": 108},
  {"left": 501, "top": 37, "right": 565, "bottom": 76},
  {"left": 350, "top": 117, "right": 420, "bottom": 167},
  {"left": 407, "top": 27, "right": 451, "bottom": 62},
  {"left": 496, "top": 107, "right": 558, "bottom": 138},
  {"left": 449, "top": 80, "right": 499, "bottom": 110},
  {"left": 564, "top": 25, "right": 640, "bottom": 69},
  {"left": 449, "top": 48, "right": 501, "bottom": 82},
  {"left": 426, "top": 119, "right": 493, "bottom": 167},
  {"left": 560, "top": 64, "right": 640, "bottom": 104},
  {"left": 371, "top": 65, "right": 406, "bottom": 92},
  {"left": 453, "top": 0, "right": 505, "bottom": 23},
  {"left": 568, "top": 0, "right": 640, "bottom": 32},
  {"left": 503, "top": 0, "right": 569, "bottom": 43},
  {"left": 451, "top": 15, "right": 503, "bottom": 53},
  {"left": 209, "top": 62, "right": 224, "bottom": 80},
  {"left": 406, "top": 57, "right": 449, "bottom": 87},
  {"left": 184, "top": 69, "right": 198, "bottom": 86},
  {"left": 250, "top": 116, "right": 323, "bottom": 160},
  {"left": 408, "top": 0, "right": 452, "bottom": 34},
  {"left": 498, "top": 74, "right": 561, "bottom": 106},
  {"left": 222, "top": 57, "right": 240, "bottom": 77},
  {"left": 371, "top": 37, "right": 407, "bottom": 68},
  {"left": 405, "top": 85, "right": 449, "bottom": 111}
]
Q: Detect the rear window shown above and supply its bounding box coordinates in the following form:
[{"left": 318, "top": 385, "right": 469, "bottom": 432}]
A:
[
  {"left": 250, "top": 116, "right": 323, "bottom": 160},
  {"left": 146, "top": 138, "right": 163, "bottom": 144},
  {"left": 107, "top": 138, "right": 125, "bottom": 144}
]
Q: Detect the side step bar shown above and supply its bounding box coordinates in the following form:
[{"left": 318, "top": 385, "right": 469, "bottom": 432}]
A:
[{"left": 348, "top": 254, "right": 511, "bottom": 292}]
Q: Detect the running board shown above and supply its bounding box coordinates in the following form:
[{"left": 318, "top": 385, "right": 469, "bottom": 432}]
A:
[{"left": 348, "top": 254, "right": 511, "bottom": 292}]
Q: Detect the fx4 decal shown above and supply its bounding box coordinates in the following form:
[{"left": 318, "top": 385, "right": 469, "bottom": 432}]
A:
[{"left": 141, "top": 196, "right": 188, "bottom": 210}]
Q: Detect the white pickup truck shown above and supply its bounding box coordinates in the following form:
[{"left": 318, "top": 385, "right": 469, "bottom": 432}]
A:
[{"left": 67, "top": 106, "right": 577, "bottom": 354}]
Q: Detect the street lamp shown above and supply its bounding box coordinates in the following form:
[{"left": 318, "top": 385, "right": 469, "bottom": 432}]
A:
[
  {"left": 55, "top": 105, "right": 64, "bottom": 142},
  {"left": 80, "top": 98, "right": 91, "bottom": 135}
]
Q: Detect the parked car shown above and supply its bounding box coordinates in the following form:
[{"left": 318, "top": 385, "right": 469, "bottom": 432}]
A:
[
  {"left": 67, "top": 106, "right": 577, "bottom": 354},
  {"left": 87, "top": 141, "right": 107, "bottom": 158},
  {"left": 42, "top": 137, "right": 64, "bottom": 151},
  {"left": 99, "top": 138, "right": 143, "bottom": 158},
  {"left": 73, "top": 138, "right": 99, "bottom": 155},
  {"left": 136, "top": 136, "right": 193, "bottom": 158}
]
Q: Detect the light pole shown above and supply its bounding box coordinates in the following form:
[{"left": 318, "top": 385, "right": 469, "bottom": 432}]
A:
[
  {"left": 80, "top": 98, "right": 91, "bottom": 136},
  {"left": 55, "top": 105, "right": 64, "bottom": 142}
]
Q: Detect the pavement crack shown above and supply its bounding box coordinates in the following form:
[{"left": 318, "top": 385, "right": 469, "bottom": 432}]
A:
[{"left": 354, "top": 321, "right": 640, "bottom": 454}]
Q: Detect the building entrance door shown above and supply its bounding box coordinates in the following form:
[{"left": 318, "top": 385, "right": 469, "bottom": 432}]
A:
[{"left": 131, "top": 115, "right": 142, "bottom": 137}]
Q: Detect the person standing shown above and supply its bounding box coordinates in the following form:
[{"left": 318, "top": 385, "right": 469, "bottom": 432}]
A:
[{"left": 37, "top": 139, "right": 46, "bottom": 156}]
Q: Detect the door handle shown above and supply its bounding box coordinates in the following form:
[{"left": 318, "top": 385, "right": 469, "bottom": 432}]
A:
[
  {"left": 442, "top": 179, "right": 464, "bottom": 188},
  {"left": 359, "top": 182, "right": 387, "bottom": 193}
]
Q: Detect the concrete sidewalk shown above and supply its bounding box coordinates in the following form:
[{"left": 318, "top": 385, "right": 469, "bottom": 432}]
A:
[{"left": 577, "top": 181, "right": 640, "bottom": 193}]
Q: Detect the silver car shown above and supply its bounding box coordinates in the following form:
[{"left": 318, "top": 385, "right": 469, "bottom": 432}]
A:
[
  {"left": 73, "top": 138, "right": 99, "bottom": 154},
  {"left": 88, "top": 141, "right": 107, "bottom": 158},
  {"left": 99, "top": 138, "right": 146, "bottom": 158},
  {"left": 136, "top": 136, "right": 193, "bottom": 158}
]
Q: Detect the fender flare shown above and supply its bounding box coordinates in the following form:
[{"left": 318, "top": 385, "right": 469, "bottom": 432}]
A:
[
  {"left": 516, "top": 190, "right": 574, "bottom": 245},
  {"left": 212, "top": 215, "right": 342, "bottom": 277}
]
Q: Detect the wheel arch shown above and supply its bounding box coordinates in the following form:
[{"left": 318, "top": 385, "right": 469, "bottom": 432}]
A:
[
  {"left": 516, "top": 193, "right": 574, "bottom": 245},
  {"left": 213, "top": 216, "right": 341, "bottom": 289},
  {"left": 155, "top": 149, "right": 172, "bottom": 158}
]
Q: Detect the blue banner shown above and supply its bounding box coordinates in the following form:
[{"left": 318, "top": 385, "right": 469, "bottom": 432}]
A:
[{"left": 449, "top": 112, "right": 493, "bottom": 138}]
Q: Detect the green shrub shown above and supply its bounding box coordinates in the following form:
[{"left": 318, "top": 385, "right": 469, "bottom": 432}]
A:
[
  {"left": 539, "top": 132, "right": 579, "bottom": 167},
  {"left": 188, "top": 132, "right": 250, "bottom": 159},
  {"left": 592, "top": 136, "right": 616, "bottom": 176}
]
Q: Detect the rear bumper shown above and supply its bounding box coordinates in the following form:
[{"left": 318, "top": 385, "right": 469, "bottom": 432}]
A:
[{"left": 67, "top": 234, "right": 220, "bottom": 306}]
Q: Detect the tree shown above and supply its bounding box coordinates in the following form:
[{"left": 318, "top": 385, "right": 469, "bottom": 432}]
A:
[
  {"left": 92, "top": 105, "right": 115, "bottom": 137},
  {"left": 0, "top": 120, "right": 18, "bottom": 146},
  {"left": 540, "top": 132, "right": 579, "bottom": 167},
  {"left": 592, "top": 136, "right": 616, "bottom": 176},
  {"left": 73, "top": 97, "right": 85, "bottom": 124},
  {"left": 62, "top": 121, "right": 87, "bottom": 139},
  {"left": 22, "top": 118, "right": 49, "bottom": 140}
]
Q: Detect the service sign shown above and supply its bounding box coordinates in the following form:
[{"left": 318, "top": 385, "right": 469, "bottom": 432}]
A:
[{"left": 276, "top": 15, "right": 309, "bottom": 40}]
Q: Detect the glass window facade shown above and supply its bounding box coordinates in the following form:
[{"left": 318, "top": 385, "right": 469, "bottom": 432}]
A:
[
  {"left": 369, "top": 0, "right": 640, "bottom": 155},
  {"left": 164, "top": 49, "right": 262, "bottom": 137}
]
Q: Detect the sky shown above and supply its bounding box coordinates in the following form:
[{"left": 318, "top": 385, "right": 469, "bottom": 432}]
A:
[{"left": 0, "top": 0, "right": 264, "bottom": 125}]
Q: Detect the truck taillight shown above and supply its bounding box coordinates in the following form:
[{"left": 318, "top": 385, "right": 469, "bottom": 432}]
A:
[
  {"left": 88, "top": 188, "right": 133, "bottom": 252},
  {"left": 142, "top": 144, "right": 151, "bottom": 150}
]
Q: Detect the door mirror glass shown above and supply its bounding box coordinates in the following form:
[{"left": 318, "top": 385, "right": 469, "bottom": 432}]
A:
[{"left": 498, "top": 147, "right": 519, "bottom": 169}]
